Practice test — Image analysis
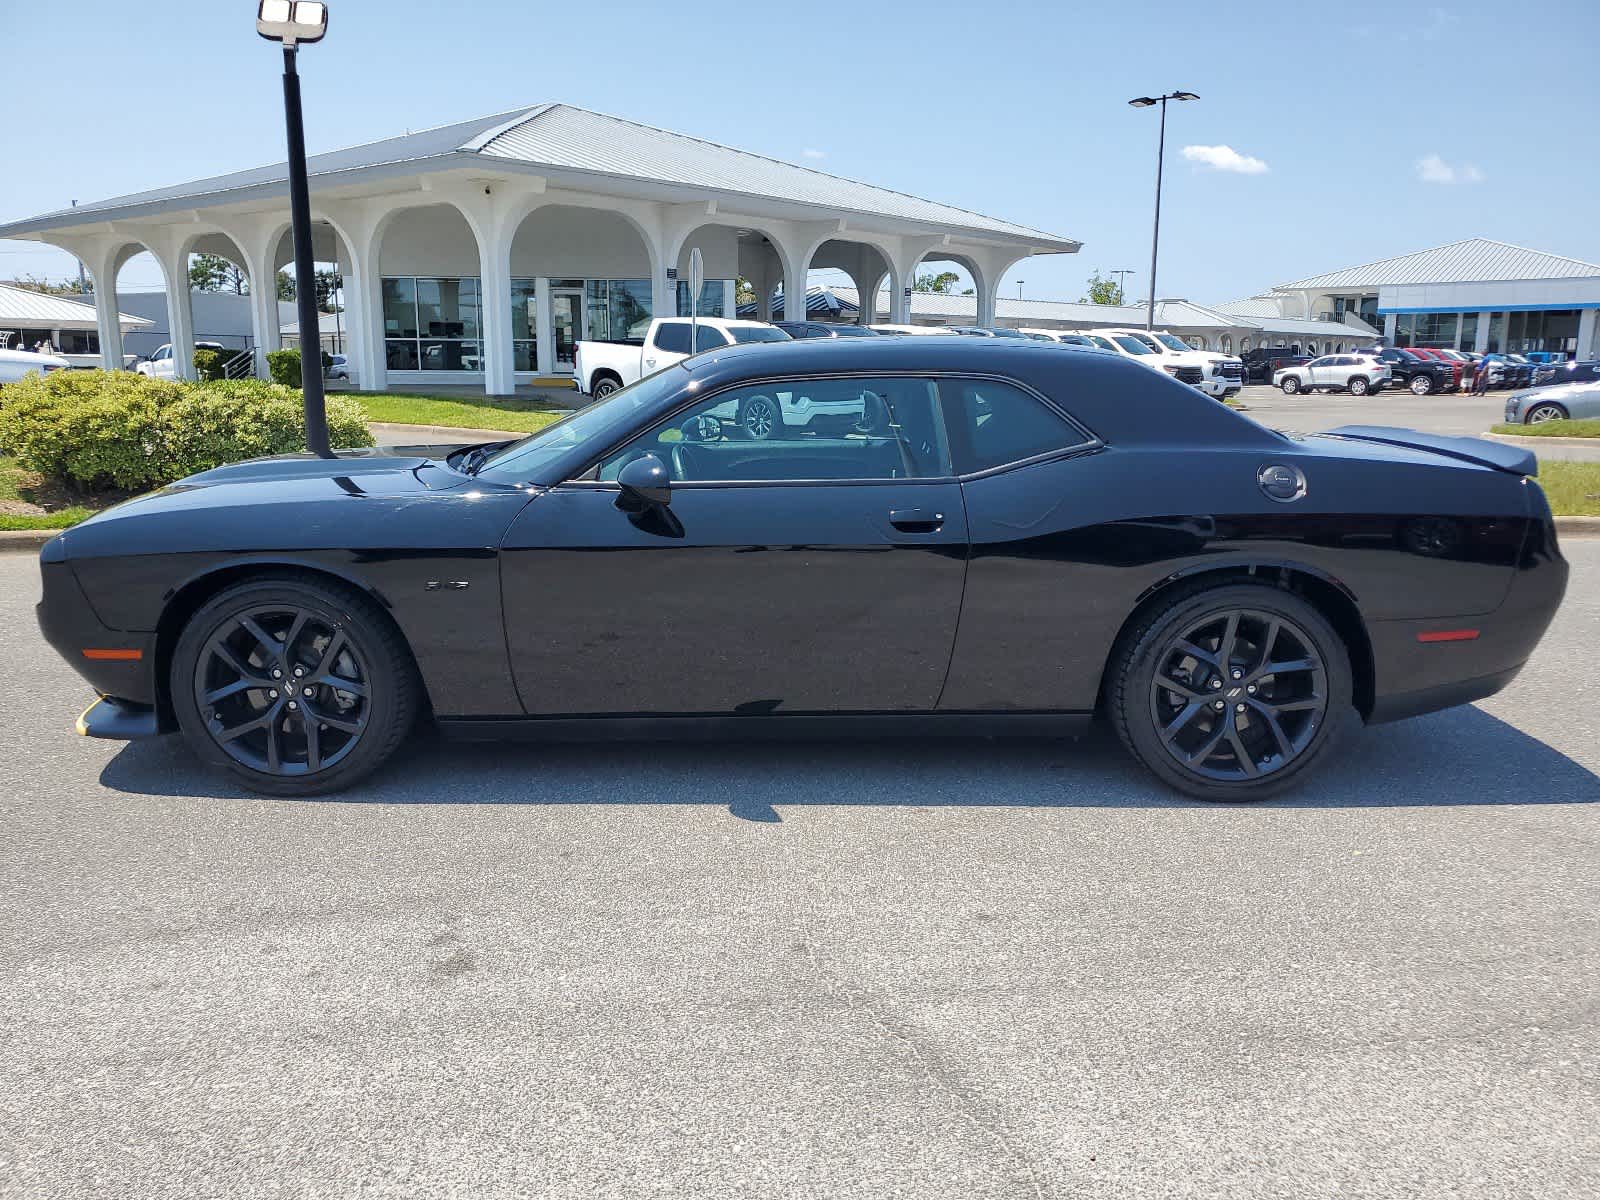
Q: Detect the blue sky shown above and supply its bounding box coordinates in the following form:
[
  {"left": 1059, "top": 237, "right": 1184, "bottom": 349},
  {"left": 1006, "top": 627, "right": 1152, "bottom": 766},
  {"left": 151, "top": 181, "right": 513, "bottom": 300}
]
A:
[{"left": 4, "top": 0, "right": 1597, "bottom": 304}]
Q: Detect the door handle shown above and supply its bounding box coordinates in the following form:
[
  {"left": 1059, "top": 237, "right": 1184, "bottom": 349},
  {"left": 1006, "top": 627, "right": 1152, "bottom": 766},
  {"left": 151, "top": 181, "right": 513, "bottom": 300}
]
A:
[
  {"left": 644, "top": 358, "right": 656, "bottom": 368},
  {"left": 889, "top": 508, "right": 945, "bottom": 534}
]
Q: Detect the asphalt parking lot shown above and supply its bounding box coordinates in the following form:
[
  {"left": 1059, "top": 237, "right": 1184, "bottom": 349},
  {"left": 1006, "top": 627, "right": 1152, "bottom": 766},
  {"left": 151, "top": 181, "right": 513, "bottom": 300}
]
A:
[{"left": 2, "top": 542, "right": 1597, "bottom": 1200}]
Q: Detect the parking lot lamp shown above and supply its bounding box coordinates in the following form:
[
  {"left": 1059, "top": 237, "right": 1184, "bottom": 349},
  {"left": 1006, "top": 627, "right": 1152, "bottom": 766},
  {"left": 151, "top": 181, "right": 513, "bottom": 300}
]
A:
[
  {"left": 257, "top": 1, "right": 333, "bottom": 458},
  {"left": 1128, "top": 91, "right": 1199, "bottom": 332}
]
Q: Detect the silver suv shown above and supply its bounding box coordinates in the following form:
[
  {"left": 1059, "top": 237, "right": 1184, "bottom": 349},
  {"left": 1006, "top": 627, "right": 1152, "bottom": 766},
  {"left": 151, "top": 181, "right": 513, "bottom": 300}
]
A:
[{"left": 1273, "top": 353, "right": 1391, "bottom": 397}]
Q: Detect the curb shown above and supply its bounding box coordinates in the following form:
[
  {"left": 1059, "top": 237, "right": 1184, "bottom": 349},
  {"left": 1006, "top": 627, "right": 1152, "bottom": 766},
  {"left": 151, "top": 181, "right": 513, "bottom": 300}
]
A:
[
  {"left": 368, "top": 421, "right": 528, "bottom": 442},
  {"left": 0, "top": 529, "right": 55, "bottom": 552},
  {"left": 1482, "top": 431, "right": 1600, "bottom": 449}
]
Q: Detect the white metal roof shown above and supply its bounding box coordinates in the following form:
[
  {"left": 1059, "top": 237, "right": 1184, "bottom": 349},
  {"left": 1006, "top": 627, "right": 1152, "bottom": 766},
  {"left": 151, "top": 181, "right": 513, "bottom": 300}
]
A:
[
  {"left": 1213, "top": 296, "right": 1284, "bottom": 318},
  {"left": 1276, "top": 238, "right": 1600, "bottom": 291},
  {"left": 0, "top": 103, "right": 1078, "bottom": 252},
  {"left": 0, "top": 282, "right": 150, "bottom": 329},
  {"left": 818, "top": 287, "right": 1376, "bottom": 339}
]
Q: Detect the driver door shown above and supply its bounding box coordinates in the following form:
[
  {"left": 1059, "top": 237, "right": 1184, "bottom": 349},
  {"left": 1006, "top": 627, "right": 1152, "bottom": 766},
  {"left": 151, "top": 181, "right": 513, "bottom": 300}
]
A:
[{"left": 499, "top": 374, "right": 968, "bottom": 716}]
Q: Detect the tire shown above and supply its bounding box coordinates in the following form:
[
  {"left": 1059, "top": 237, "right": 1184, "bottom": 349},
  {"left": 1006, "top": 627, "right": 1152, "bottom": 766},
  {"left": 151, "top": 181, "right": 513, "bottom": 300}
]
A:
[
  {"left": 1348, "top": 375, "right": 1370, "bottom": 396},
  {"left": 739, "top": 393, "right": 781, "bottom": 440},
  {"left": 1279, "top": 375, "right": 1301, "bottom": 395},
  {"left": 591, "top": 375, "right": 622, "bottom": 400},
  {"left": 170, "top": 574, "right": 421, "bottom": 797},
  {"left": 1409, "top": 374, "right": 1434, "bottom": 396},
  {"left": 1526, "top": 402, "right": 1568, "bottom": 424},
  {"left": 1108, "top": 582, "right": 1354, "bottom": 802}
]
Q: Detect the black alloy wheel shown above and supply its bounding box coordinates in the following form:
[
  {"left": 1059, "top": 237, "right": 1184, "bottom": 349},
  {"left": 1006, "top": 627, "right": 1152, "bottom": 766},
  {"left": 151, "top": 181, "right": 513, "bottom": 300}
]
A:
[
  {"left": 592, "top": 377, "right": 621, "bottom": 400},
  {"left": 172, "top": 576, "right": 420, "bottom": 796},
  {"left": 740, "top": 394, "right": 781, "bottom": 440},
  {"left": 1110, "top": 583, "right": 1353, "bottom": 801}
]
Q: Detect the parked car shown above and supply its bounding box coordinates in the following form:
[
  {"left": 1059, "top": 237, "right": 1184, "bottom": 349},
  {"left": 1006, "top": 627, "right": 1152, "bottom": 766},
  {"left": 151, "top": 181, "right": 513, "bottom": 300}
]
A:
[
  {"left": 0, "top": 347, "right": 70, "bottom": 386},
  {"left": 1240, "top": 347, "right": 1311, "bottom": 384},
  {"left": 1017, "top": 328, "right": 1098, "bottom": 347},
  {"left": 39, "top": 337, "right": 1566, "bottom": 803},
  {"left": 327, "top": 353, "right": 350, "bottom": 380},
  {"left": 867, "top": 324, "right": 945, "bottom": 336},
  {"left": 1408, "top": 348, "right": 1463, "bottom": 391},
  {"left": 1272, "top": 354, "right": 1391, "bottom": 396},
  {"left": 135, "top": 342, "right": 226, "bottom": 379},
  {"left": 573, "top": 317, "right": 789, "bottom": 399},
  {"left": 773, "top": 321, "right": 878, "bottom": 339},
  {"left": 1503, "top": 379, "right": 1600, "bottom": 424},
  {"left": 1373, "top": 347, "right": 1456, "bottom": 395},
  {"left": 1101, "top": 327, "right": 1246, "bottom": 399},
  {"left": 1499, "top": 355, "right": 1537, "bottom": 390},
  {"left": 944, "top": 326, "right": 1034, "bottom": 339},
  {"left": 1534, "top": 359, "right": 1600, "bottom": 388}
]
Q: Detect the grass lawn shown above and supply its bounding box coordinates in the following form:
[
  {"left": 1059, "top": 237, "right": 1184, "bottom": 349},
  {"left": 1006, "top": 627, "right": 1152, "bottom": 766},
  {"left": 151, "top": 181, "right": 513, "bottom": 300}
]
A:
[
  {"left": 350, "top": 391, "right": 569, "bottom": 435},
  {"left": 0, "top": 456, "right": 109, "bottom": 531},
  {"left": 1535, "top": 461, "right": 1600, "bottom": 516},
  {"left": 1490, "top": 418, "right": 1600, "bottom": 438}
]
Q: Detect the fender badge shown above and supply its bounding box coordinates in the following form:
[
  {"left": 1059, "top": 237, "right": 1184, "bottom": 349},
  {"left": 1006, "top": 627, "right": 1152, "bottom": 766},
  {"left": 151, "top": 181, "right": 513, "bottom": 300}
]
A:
[{"left": 425, "top": 581, "right": 470, "bottom": 591}]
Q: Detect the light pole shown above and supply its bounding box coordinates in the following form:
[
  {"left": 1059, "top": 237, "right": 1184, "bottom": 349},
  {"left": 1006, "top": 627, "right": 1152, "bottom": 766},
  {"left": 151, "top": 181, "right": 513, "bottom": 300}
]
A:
[
  {"left": 1017, "top": 280, "right": 1025, "bottom": 301},
  {"left": 1109, "top": 268, "right": 1135, "bottom": 305},
  {"left": 1128, "top": 91, "right": 1198, "bottom": 331},
  {"left": 257, "top": 1, "right": 333, "bottom": 458}
]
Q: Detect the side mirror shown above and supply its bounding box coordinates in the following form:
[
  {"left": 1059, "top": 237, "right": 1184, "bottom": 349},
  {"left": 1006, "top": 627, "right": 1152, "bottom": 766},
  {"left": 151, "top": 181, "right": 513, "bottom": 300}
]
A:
[
  {"left": 683, "top": 413, "right": 724, "bottom": 442},
  {"left": 615, "top": 453, "right": 672, "bottom": 514}
]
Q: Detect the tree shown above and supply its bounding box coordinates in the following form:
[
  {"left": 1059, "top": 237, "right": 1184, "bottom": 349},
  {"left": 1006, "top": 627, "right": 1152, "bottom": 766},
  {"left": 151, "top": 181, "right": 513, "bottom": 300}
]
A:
[
  {"left": 190, "top": 253, "right": 248, "bottom": 295},
  {"left": 1080, "top": 271, "right": 1125, "bottom": 306},
  {"left": 275, "top": 268, "right": 344, "bottom": 311},
  {"left": 915, "top": 270, "right": 961, "bottom": 294},
  {"left": 735, "top": 277, "right": 756, "bottom": 305},
  {"left": 277, "top": 271, "right": 296, "bottom": 302},
  {"left": 10, "top": 273, "right": 91, "bottom": 297}
]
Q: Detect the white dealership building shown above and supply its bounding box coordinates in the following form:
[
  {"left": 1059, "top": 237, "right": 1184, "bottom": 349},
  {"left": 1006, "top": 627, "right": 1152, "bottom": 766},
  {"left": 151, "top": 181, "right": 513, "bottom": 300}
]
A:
[{"left": 0, "top": 103, "right": 1079, "bottom": 394}]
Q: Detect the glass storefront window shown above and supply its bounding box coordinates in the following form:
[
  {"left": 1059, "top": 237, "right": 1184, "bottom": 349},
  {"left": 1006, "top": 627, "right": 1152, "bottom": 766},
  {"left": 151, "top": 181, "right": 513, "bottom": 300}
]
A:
[
  {"left": 582, "top": 279, "right": 653, "bottom": 343},
  {"left": 1394, "top": 314, "right": 1416, "bottom": 347},
  {"left": 382, "top": 276, "right": 481, "bottom": 371},
  {"left": 511, "top": 278, "right": 538, "bottom": 372},
  {"left": 1459, "top": 311, "right": 1478, "bottom": 350},
  {"left": 1414, "top": 312, "right": 1458, "bottom": 348},
  {"left": 1486, "top": 312, "right": 1505, "bottom": 353},
  {"left": 676, "top": 279, "right": 727, "bottom": 318}
]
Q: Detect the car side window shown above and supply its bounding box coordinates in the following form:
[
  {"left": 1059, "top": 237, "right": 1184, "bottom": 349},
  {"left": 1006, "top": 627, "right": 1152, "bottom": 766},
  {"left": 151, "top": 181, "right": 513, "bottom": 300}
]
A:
[
  {"left": 654, "top": 322, "right": 691, "bottom": 354},
  {"left": 595, "top": 376, "right": 952, "bottom": 484},
  {"left": 694, "top": 326, "right": 730, "bottom": 352},
  {"left": 939, "top": 378, "right": 1090, "bottom": 474}
]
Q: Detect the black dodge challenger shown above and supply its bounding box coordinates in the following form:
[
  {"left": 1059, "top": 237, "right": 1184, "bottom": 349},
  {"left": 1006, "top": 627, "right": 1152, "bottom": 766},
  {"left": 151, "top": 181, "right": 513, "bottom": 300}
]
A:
[{"left": 37, "top": 338, "right": 1566, "bottom": 801}]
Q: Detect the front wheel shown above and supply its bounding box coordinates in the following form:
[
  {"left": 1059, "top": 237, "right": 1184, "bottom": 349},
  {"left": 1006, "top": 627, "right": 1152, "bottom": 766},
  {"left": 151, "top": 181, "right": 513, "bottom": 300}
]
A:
[
  {"left": 1409, "top": 374, "right": 1434, "bottom": 396},
  {"left": 1348, "top": 376, "right": 1370, "bottom": 396},
  {"left": 1526, "top": 402, "right": 1568, "bottom": 424},
  {"left": 171, "top": 575, "right": 421, "bottom": 796},
  {"left": 1108, "top": 583, "right": 1353, "bottom": 802},
  {"left": 1279, "top": 376, "right": 1301, "bottom": 395}
]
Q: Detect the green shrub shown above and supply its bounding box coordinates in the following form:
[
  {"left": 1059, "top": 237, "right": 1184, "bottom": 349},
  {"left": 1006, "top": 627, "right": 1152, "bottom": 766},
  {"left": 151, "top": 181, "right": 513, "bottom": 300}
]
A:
[
  {"left": 0, "top": 370, "right": 373, "bottom": 492},
  {"left": 267, "top": 348, "right": 303, "bottom": 388},
  {"left": 265, "top": 347, "right": 334, "bottom": 388},
  {"left": 194, "top": 347, "right": 250, "bottom": 382}
]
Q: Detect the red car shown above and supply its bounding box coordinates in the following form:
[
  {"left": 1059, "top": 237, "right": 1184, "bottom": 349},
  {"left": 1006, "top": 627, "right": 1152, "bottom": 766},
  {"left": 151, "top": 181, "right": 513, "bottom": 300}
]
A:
[{"left": 1408, "top": 348, "right": 1463, "bottom": 391}]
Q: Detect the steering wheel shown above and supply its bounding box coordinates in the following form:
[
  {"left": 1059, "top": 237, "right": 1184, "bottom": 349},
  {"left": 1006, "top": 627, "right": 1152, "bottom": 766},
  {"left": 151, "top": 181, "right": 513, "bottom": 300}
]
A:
[{"left": 670, "top": 443, "right": 690, "bottom": 481}]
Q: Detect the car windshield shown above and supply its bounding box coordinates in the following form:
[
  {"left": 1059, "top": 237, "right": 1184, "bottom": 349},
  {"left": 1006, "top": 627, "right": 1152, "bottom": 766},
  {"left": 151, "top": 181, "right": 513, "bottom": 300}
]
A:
[
  {"left": 1087, "top": 336, "right": 1118, "bottom": 351},
  {"left": 729, "top": 326, "right": 791, "bottom": 344},
  {"left": 987, "top": 328, "right": 1031, "bottom": 339},
  {"left": 472, "top": 368, "right": 686, "bottom": 482},
  {"left": 1155, "top": 333, "right": 1190, "bottom": 352},
  {"left": 1112, "top": 335, "right": 1156, "bottom": 355},
  {"left": 827, "top": 324, "right": 877, "bottom": 336}
]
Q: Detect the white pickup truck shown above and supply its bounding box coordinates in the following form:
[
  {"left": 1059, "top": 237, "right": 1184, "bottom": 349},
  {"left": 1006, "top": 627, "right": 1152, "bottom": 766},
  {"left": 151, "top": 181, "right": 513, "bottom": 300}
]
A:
[
  {"left": 1097, "top": 327, "right": 1246, "bottom": 399},
  {"left": 574, "top": 317, "right": 788, "bottom": 399}
]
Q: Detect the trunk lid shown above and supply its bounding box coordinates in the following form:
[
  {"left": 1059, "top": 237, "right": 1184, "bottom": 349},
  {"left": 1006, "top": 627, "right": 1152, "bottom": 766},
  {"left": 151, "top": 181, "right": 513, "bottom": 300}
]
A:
[{"left": 1318, "top": 425, "right": 1537, "bottom": 476}]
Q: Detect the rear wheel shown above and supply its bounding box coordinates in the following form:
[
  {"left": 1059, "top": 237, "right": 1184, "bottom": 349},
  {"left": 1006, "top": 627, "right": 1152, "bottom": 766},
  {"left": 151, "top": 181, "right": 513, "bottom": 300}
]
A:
[
  {"left": 1279, "top": 375, "right": 1301, "bottom": 395},
  {"left": 591, "top": 374, "right": 622, "bottom": 400},
  {"left": 1409, "top": 374, "right": 1434, "bottom": 396},
  {"left": 1109, "top": 583, "right": 1353, "bottom": 802},
  {"left": 171, "top": 576, "right": 421, "bottom": 796},
  {"left": 1526, "top": 402, "right": 1568, "bottom": 424},
  {"left": 1348, "top": 375, "right": 1370, "bottom": 396},
  {"left": 739, "top": 393, "right": 781, "bottom": 440}
]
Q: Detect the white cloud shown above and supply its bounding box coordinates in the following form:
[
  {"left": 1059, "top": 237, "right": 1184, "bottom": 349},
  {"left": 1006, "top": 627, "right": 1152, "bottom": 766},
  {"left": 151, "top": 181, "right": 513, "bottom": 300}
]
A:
[
  {"left": 1416, "top": 154, "right": 1484, "bottom": 184},
  {"left": 802, "top": 148, "right": 826, "bottom": 160},
  {"left": 1180, "top": 144, "right": 1269, "bottom": 175}
]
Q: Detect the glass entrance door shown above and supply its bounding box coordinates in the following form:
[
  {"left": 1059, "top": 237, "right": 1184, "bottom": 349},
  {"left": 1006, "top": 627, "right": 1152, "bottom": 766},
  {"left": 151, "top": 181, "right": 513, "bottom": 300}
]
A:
[{"left": 552, "top": 289, "right": 583, "bottom": 371}]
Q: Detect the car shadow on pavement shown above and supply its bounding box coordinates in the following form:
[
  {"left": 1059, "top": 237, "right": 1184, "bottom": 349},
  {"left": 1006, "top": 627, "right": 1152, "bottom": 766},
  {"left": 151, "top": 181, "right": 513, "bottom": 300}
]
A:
[{"left": 97, "top": 704, "right": 1600, "bottom": 815}]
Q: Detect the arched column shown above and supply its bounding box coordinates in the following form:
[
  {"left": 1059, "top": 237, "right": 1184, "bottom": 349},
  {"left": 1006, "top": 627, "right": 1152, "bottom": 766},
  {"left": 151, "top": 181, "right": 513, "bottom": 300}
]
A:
[{"left": 55, "top": 236, "right": 132, "bottom": 371}]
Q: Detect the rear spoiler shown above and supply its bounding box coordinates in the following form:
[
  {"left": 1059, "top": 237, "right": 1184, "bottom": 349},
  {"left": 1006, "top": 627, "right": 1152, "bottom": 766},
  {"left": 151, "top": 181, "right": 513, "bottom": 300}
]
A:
[{"left": 1321, "top": 425, "right": 1537, "bottom": 477}]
